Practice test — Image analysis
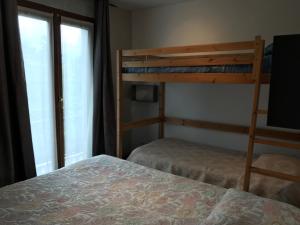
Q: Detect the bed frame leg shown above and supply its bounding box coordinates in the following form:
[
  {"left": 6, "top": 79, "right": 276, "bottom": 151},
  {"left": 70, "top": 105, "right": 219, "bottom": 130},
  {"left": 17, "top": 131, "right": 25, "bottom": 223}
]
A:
[
  {"left": 159, "top": 82, "right": 165, "bottom": 138},
  {"left": 117, "top": 49, "right": 123, "bottom": 158}
]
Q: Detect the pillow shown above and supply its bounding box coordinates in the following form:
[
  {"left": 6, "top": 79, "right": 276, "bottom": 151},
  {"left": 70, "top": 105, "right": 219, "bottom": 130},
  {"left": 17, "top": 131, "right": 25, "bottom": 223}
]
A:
[
  {"left": 248, "top": 154, "right": 300, "bottom": 206},
  {"left": 202, "top": 188, "right": 300, "bottom": 225},
  {"left": 279, "top": 182, "right": 300, "bottom": 208},
  {"left": 264, "top": 43, "right": 273, "bottom": 55}
]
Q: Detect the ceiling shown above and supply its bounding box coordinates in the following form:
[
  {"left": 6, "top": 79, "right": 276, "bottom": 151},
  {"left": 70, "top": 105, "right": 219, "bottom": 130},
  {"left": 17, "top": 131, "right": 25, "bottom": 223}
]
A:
[{"left": 110, "top": 0, "right": 187, "bottom": 10}]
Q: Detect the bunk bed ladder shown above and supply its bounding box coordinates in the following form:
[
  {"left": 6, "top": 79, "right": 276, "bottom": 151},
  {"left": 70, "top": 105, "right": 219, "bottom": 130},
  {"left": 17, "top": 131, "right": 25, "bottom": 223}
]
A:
[
  {"left": 243, "top": 36, "right": 264, "bottom": 192},
  {"left": 243, "top": 37, "right": 300, "bottom": 191}
]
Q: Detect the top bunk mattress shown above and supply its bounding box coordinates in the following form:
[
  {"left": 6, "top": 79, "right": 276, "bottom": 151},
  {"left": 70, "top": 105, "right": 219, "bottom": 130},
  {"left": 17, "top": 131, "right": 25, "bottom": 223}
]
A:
[
  {"left": 123, "top": 54, "right": 272, "bottom": 74},
  {"left": 128, "top": 138, "right": 247, "bottom": 189}
]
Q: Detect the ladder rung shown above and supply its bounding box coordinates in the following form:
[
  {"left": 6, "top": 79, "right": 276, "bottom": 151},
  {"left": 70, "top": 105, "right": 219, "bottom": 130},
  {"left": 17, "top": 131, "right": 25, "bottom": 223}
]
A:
[
  {"left": 257, "top": 109, "right": 268, "bottom": 115},
  {"left": 251, "top": 166, "right": 300, "bottom": 182},
  {"left": 254, "top": 138, "right": 300, "bottom": 150}
]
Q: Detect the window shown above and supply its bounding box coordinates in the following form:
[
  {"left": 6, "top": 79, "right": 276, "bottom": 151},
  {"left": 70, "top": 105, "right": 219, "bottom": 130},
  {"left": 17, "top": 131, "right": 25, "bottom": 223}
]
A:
[
  {"left": 18, "top": 7, "right": 94, "bottom": 175},
  {"left": 61, "top": 21, "right": 93, "bottom": 166},
  {"left": 19, "top": 14, "right": 57, "bottom": 176}
]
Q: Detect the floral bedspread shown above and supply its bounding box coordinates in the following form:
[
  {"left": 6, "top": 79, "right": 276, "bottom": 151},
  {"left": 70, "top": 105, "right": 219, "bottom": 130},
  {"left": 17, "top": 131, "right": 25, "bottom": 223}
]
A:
[
  {"left": 0, "top": 155, "right": 225, "bottom": 225},
  {"left": 1, "top": 155, "right": 299, "bottom": 225},
  {"left": 128, "top": 138, "right": 247, "bottom": 188},
  {"left": 202, "top": 188, "right": 300, "bottom": 225},
  {"left": 128, "top": 138, "right": 300, "bottom": 207}
]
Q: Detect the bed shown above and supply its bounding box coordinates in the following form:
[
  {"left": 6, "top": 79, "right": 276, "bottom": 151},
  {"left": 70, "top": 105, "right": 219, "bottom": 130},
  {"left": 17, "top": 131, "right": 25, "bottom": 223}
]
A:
[
  {"left": 128, "top": 138, "right": 300, "bottom": 207},
  {"left": 0, "top": 155, "right": 299, "bottom": 224},
  {"left": 128, "top": 138, "right": 247, "bottom": 189},
  {"left": 118, "top": 37, "right": 300, "bottom": 210}
]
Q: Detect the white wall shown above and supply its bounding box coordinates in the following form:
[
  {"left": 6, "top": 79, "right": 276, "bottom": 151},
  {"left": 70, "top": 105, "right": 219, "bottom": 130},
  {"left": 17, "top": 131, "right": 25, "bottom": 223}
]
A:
[
  {"left": 130, "top": 0, "right": 300, "bottom": 156},
  {"left": 109, "top": 6, "right": 132, "bottom": 153}
]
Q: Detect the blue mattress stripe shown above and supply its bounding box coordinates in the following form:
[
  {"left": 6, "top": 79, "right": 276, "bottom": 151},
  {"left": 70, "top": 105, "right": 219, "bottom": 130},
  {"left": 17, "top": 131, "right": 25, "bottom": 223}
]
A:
[{"left": 124, "top": 55, "right": 272, "bottom": 74}]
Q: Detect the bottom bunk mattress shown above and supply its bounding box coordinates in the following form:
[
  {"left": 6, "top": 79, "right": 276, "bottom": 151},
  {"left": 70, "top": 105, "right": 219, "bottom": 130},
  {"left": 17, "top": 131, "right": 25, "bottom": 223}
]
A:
[
  {"left": 1, "top": 155, "right": 299, "bottom": 225},
  {"left": 128, "top": 138, "right": 300, "bottom": 207},
  {"left": 128, "top": 138, "right": 247, "bottom": 189}
]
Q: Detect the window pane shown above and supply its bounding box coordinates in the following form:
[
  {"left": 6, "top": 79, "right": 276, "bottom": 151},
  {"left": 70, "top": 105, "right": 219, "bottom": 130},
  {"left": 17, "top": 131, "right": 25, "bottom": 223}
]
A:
[
  {"left": 61, "top": 23, "right": 93, "bottom": 166},
  {"left": 18, "top": 15, "right": 57, "bottom": 175}
]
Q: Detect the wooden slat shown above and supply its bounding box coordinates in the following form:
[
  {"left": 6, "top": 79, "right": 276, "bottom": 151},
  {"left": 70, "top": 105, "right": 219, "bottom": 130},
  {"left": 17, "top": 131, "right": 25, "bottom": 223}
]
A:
[
  {"left": 153, "top": 53, "right": 254, "bottom": 60},
  {"left": 255, "top": 129, "right": 300, "bottom": 142},
  {"left": 243, "top": 36, "right": 265, "bottom": 192},
  {"left": 123, "top": 117, "right": 161, "bottom": 131},
  {"left": 159, "top": 83, "right": 165, "bottom": 138},
  {"left": 123, "top": 41, "right": 255, "bottom": 56},
  {"left": 116, "top": 50, "right": 123, "bottom": 159},
  {"left": 123, "top": 73, "right": 270, "bottom": 84},
  {"left": 123, "top": 54, "right": 254, "bottom": 68},
  {"left": 123, "top": 55, "right": 163, "bottom": 61},
  {"left": 254, "top": 138, "right": 300, "bottom": 150},
  {"left": 165, "top": 117, "right": 248, "bottom": 133},
  {"left": 165, "top": 117, "right": 300, "bottom": 142},
  {"left": 251, "top": 167, "right": 300, "bottom": 182}
]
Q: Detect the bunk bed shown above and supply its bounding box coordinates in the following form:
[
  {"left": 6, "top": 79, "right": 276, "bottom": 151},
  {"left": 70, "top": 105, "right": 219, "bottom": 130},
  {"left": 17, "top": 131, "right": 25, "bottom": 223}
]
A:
[
  {"left": 117, "top": 36, "right": 300, "bottom": 206},
  {"left": 128, "top": 138, "right": 249, "bottom": 189}
]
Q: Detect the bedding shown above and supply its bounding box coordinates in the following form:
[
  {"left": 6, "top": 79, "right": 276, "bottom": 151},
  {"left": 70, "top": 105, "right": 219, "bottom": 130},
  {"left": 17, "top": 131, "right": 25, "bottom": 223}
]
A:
[
  {"left": 128, "top": 138, "right": 247, "bottom": 189},
  {"left": 202, "top": 188, "right": 300, "bottom": 225},
  {"left": 264, "top": 43, "right": 273, "bottom": 55},
  {"left": 128, "top": 138, "right": 300, "bottom": 207},
  {"left": 0, "top": 155, "right": 226, "bottom": 224},
  {"left": 123, "top": 55, "right": 272, "bottom": 74},
  {"left": 1, "top": 155, "right": 299, "bottom": 224}
]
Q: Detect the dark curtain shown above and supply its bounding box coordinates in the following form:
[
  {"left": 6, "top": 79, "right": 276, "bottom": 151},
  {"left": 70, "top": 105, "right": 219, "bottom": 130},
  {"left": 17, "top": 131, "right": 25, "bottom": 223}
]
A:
[
  {"left": 0, "top": 0, "right": 36, "bottom": 187},
  {"left": 93, "top": 0, "right": 116, "bottom": 156}
]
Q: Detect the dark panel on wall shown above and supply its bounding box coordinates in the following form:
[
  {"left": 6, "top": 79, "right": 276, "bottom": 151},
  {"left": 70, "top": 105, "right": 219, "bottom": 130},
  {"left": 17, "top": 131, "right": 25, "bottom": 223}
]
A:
[
  {"left": 131, "top": 85, "right": 158, "bottom": 102},
  {"left": 267, "top": 35, "right": 300, "bottom": 130}
]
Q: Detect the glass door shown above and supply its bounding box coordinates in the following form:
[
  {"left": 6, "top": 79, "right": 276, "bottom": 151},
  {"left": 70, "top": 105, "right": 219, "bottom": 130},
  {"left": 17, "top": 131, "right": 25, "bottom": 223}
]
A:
[
  {"left": 60, "top": 19, "right": 93, "bottom": 166},
  {"left": 18, "top": 13, "right": 58, "bottom": 175}
]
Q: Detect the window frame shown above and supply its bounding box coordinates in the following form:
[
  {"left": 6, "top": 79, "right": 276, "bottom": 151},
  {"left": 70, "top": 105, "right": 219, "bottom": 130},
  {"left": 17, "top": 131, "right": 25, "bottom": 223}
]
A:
[{"left": 18, "top": 0, "right": 94, "bottom": 169}]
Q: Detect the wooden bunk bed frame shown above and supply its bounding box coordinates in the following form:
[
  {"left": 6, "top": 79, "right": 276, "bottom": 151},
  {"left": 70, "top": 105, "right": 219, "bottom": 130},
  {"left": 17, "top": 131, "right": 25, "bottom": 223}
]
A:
[{"left": 116, "top": 36, "right": 300, "bottom": 192}]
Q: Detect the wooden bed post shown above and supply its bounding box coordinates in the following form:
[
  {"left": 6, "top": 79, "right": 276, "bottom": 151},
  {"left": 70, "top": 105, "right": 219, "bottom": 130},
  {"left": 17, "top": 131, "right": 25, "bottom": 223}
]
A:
[
  {"left": 159, "top": 82, "right": 165, "bottom": 138},
  {"left": 117, "top": 49, "right": 123, "bottom": 158},
  {"left": 243, "top": 36, "right": 265, "bottom": 191}
]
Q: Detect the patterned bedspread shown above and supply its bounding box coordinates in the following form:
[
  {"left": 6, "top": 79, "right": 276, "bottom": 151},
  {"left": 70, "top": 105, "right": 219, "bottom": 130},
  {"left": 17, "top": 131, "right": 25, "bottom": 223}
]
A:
[
  {"left": 128, "top": 138, "right": 248, "bottom": 189},
  {"left": 127, "top": 138, "right": 300, "bottom": 207},
  {"left": 0, "top": 155, "right": 226, "bottom": 225},
  {"left": 1, "top": 155, "right": 299, "bottom": 225},
  {"left": 202, "top": 189, "right": 300, "bottom": 225}
]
